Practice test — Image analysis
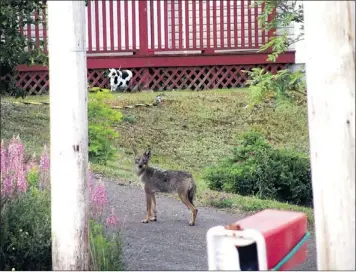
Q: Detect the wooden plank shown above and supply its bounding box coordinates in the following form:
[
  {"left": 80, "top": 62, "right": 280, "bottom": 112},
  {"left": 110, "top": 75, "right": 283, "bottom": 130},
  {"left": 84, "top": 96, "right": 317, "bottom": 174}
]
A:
[
  {"left": 124, "top": 0, "right": 129, "bottom": 49},
  {"left": 132, "top": 0, "right": 137, "bottom": 49},
  {"left": 94, "top": 0, "right": 100, "bottom": 50},
  {"left": 185, "top": 1, "right": 190, "bottom": 48},
  {"left": 117, "top": 0, "right": 121, "bottom": 50},
  {"left": 109, "top": 0, "right": 114, "bottom": 50},
  {"left": 102, "top": 0, "right": 107, "bottom": 51},
  {"left": 192, "top": 0, "right": 196, "bottom": 48},
  {"left": 157, "top": 0, "right": 162, "bottom": 49}
]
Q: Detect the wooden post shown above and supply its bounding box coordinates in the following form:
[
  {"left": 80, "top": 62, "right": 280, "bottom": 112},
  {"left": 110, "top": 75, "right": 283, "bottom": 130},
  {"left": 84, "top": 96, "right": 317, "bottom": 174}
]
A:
[
  {"left": 138, "top": 0, "right": 149, "bottom": 55},
  {"left": 47, "top": 1, "right": 90, "bottom": 270},
  {"left": 304, "top": 2, "right": 355, "bottom": 270}
]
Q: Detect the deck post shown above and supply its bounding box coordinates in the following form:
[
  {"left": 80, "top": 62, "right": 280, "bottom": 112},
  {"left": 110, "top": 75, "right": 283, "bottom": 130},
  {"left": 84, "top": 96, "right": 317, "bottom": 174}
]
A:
[
  {"left": 304, "top": 1, "right": 355, "bottom": 270},
  {"left": 138, "top": 0, "right": 149, "bottom": 55},
  {"left": 48, "top": 1, "right": 90, "bottom": 269}
]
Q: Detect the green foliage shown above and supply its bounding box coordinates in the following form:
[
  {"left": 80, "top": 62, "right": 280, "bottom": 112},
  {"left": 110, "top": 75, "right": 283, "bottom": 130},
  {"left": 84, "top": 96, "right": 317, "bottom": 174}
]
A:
[
  {"left": 89, "top": 220, "right": 123, "bottom": 271},
  {"left": 204, "top": 131, "right": 312, "bottom": 206},
  {"left": 122, "top": 114, "right": 137, "bottom": 124},
  {"left": 26, "top": 166, "right": 40, "bottom": 190},
  {"left": 244, "top": 0, "right": 306, "bottom": 107},
  {"left": 252, "top": 0, "right": 304, "bottom": 62},
  {"left": 0, "top": 0, "right": 48, "bottom": 96},
  {"left": 243, "top": 67, "right": 306, "bottom": 107},
  {"left": 0, "top": 190, "right": 52, "bottom": 271},
  {"left": 88, "top": 91, "right": 122, "bottom": 164},
  {"left": 208, "top": 198, "right": 234, "bottom": 209}
]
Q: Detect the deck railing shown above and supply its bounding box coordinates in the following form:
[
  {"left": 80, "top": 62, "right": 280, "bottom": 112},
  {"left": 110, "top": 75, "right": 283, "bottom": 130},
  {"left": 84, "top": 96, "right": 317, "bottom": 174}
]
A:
[{"left": 20, "top": 0, "right": 273, "bottom": 56}]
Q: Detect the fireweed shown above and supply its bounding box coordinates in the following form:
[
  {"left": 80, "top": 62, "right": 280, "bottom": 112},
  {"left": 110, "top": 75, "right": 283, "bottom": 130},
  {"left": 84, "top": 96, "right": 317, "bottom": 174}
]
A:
[
  {"left": 1, "top": 136, "right": 121, "bottom": 270},
  {"left": 1, "top": 136, "right": 27, "bottom": 197},
  {"left": 0, "top": 137, "right": 120, "bottom": 225}
]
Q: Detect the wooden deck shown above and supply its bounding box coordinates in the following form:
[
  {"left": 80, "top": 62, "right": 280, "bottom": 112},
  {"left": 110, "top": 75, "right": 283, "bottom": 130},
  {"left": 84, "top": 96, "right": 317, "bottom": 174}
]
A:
[{"left": 8, "top": 0, "right": 295, "bottom": 94}]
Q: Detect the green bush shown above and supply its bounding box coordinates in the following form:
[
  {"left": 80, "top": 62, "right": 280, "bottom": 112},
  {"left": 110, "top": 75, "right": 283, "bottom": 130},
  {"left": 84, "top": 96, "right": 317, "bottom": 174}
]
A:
[
  {"left": 89, "top": 220, "right": 123, "bottom": 271},
  {"left": 88, "top": 91, "right": 122, "bottom": 164},
  {"left": 0, "top": 194, "right": 124, "bottom": 271},
  {"left": 204, "top": 131, "right": 312, "bottom": 206},
  {"left": 0, "top": 190, "right": 52, "bottom": 271}
]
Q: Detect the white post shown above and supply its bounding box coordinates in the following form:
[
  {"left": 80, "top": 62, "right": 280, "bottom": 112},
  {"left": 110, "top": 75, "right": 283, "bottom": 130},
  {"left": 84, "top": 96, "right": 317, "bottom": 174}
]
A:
[
  {"left": 47, "top": 1, "right": 90, "bottom": 270},
  {"left": 304, "top": 2, "right": 355, "bottom": 270}
]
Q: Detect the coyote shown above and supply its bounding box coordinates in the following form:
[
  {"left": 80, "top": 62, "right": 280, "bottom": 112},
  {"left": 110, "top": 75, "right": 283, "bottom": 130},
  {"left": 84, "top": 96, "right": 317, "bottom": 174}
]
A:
[{"left": 134, "top": 149, "right": 198, "bottom": 226}]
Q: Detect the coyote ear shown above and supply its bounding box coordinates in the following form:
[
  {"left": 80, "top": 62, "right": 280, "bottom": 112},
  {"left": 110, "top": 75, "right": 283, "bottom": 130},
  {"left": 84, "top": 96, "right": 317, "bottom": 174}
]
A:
[{"left": 144, "top": 149, "right": 151, "bottom": 159}]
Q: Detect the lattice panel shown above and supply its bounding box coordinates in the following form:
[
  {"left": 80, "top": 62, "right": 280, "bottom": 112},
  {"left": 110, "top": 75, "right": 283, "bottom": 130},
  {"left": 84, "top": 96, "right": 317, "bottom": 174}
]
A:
[
  {"left": 2, "top": 64, "right": 288, "bottom": 95},
  {"left": 0, "top": 71, "right": 50, "bottom": 95}
]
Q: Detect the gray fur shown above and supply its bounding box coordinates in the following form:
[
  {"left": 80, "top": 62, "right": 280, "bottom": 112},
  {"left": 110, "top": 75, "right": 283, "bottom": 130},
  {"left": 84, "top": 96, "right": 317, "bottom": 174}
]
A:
[{"left": 134, "top": 149, "right": 198, "bottom": 226}]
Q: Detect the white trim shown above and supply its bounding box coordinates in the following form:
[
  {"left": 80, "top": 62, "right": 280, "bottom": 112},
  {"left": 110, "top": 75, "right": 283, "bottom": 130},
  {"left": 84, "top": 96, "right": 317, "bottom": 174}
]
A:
[{"left": 206, "top": 226, "right": 268, "bottom": 271}]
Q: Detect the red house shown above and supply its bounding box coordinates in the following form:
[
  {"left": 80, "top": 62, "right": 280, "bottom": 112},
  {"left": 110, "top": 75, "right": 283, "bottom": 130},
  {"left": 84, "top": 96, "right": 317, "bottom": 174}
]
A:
[{"left": 14, "top": 0, "right": 295, "bottom": 95}]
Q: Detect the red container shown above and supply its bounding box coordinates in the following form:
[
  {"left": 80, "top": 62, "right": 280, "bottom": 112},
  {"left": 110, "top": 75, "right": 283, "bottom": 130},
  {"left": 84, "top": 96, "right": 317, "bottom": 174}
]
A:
[{"left": 233, "top": 209, "right": 308, "bottom": 270}]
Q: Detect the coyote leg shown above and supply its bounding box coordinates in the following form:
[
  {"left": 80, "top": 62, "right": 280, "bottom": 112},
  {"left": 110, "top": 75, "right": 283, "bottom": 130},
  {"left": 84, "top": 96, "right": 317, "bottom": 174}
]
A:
[
  {"left": 150, "top": 193, "right": 157, "bottom": 221},
  {"left": 179, "top": 194, "right": 198, "bottom": 226},
  {"left": 142, "top": 192, "right": 152, "bottom": 223}
]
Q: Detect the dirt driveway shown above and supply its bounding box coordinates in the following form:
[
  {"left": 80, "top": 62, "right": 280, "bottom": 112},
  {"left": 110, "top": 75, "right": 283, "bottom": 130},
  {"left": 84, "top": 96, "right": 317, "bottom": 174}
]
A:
[{"left": 102, "top": 178, "right": 317, "bottom": 270}]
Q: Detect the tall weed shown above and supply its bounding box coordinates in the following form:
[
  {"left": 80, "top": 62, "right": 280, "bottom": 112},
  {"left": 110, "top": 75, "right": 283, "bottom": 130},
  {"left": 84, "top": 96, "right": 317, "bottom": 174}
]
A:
[{"left": 0, "top": 136, "right": 123, "bottom": 270}]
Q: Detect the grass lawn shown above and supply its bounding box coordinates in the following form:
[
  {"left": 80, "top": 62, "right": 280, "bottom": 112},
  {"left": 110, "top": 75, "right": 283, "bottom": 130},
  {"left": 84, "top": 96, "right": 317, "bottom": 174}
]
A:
[{"left": 1, "top": 89, "right": 314, "bottom": 226}]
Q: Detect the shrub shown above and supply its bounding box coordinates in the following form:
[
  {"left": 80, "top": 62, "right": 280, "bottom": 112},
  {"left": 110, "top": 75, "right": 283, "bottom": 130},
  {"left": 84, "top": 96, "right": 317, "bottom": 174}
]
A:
[
  {"left": 204, "top": 131, "right": 312, "bottom": 206},
  {"left": 0, "top": 136, "right": 123, "bottom": 270},
  {"left": 88, "top": 91, "right": 122, "bottom": 164},
  {"left": 0, "top": 190, "right": 52, "bottom": 270},
  {"left": 243, "top": 67, "right": 306, "bottom": 108}
]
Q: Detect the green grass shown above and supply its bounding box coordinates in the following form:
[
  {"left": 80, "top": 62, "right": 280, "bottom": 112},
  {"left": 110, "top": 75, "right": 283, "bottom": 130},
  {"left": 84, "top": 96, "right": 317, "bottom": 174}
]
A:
[{"left": 1, "top": 89, "right": 314, "bottom": 227}]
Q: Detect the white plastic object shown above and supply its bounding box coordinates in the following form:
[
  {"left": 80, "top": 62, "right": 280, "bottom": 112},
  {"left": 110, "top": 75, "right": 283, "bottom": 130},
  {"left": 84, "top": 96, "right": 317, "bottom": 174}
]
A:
[{"left": 206, "top": 226, "right": 268, "bottom": 271}]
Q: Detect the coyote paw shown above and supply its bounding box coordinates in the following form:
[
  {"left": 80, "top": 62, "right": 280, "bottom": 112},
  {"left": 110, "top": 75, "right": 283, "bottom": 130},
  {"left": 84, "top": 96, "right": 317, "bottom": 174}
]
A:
[
  {"left": 141, "top": 219, "right": 149, "bottom": 223},
  {"left": 188, "top": 221, "right": 195, "bottom": 226},
  {"left": 150, "top": 216, "right": 157, "bottom": 221}
]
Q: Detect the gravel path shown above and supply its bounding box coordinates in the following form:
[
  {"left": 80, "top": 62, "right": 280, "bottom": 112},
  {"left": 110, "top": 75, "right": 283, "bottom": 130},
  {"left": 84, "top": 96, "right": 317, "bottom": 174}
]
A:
[{"left": 102, "top": 178, "right": 317, "bottom": 271}]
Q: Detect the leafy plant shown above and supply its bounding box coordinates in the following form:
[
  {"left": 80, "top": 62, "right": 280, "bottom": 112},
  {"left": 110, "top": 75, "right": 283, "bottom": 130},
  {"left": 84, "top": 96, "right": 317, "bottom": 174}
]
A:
[
  {"left": 89, "top": 219, "right": 123, "bottom": 271},
  {"left": 0, "top": 190, "right": 52, "bottom": 271},
  {"left": 252, "top": 0, "right": 304, "bottom": 62},
  {"left": 88, "top": 91, "right": 122, "bottom": 164},
  {"left": 204, "top": 131, "right": 312, "bottom": 206},
  {"left": 243, "top": 67, "right": 306, "bottom": 107},
  {"left": 244, "top": 0, "right": 306, "bottom": 107},
  {"left": 0, "top": 0, "right": 48, "bottom": 97}
]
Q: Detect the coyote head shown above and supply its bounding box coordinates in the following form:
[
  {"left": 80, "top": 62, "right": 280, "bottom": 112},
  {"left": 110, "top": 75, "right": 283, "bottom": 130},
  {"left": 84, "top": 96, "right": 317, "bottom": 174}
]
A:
[{"left": 134, "top": 149, "right": 151, "bottom": 174}]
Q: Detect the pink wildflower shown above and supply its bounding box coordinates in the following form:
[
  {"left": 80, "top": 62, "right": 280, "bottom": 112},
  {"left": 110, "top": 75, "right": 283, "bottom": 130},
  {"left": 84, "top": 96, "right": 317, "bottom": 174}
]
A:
[
  {"left": 40, "top": 145, "right": 50, "bottom": 172},
  {"left": 106, "top": 206, "right": 119, "bottom": 228},
  {"left": 8, "top": 135, "right": 24, "bottom": 172},
  {"left": 2, "top": 176, "right": 13, "bottom": 196},
  {"left": 17, "top": 168, "right": 27, "bottom": 193},
  {"left": 1, "top": 140, "right": 7, "bottom": 175},
  {"left": 91, "top": 183, "right": 108, "bottom": 216},
  {"left": 1, "top": 136, "right": 27, "bottom": 197},
  {"left": 39, "top": 145, "right": 50, "bottom": 190}
]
